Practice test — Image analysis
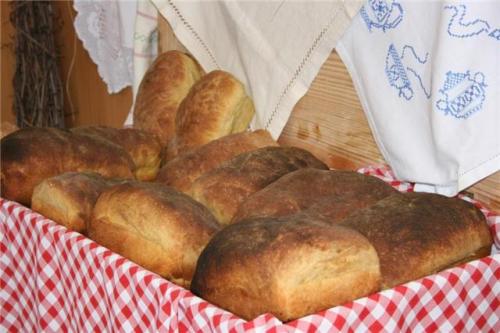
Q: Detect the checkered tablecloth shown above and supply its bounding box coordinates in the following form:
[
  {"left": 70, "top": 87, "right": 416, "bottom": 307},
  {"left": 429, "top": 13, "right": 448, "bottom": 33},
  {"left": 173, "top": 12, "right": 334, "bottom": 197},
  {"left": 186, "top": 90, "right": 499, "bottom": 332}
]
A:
[{"left": 1, "top": 166, "right": 499, "bottom": 332}]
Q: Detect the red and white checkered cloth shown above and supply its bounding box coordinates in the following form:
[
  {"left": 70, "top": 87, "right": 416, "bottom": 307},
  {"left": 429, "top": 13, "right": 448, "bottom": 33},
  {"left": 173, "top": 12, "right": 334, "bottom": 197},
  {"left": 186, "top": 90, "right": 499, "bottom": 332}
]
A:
[{"left": 1, "top": 166, "right": 499, "bottom": 332}]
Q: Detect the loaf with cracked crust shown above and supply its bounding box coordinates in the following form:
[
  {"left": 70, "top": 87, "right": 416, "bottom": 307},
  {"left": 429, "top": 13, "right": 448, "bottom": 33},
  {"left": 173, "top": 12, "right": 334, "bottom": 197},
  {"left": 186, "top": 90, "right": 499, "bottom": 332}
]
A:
[
  {"left": 167, "top": 70, "right": 255, "bottom": 160},
  {"left": 232, "top": 168, "right": 398, "bottom": 223},
  {"left": 191, "top": 216, "right": 381, "bottom": 322},
  {"left": 88, "top": 182, "right": 220, "bottom": 288},
  {"left": 133, "top": 51, "right": 203, "bottom": 146},
  {"left": 31, "top": 172, "right": 125, "bottom": 234},
  {"left": 156, "top": 130, "right": 278, "bottom": 193},
  {"left": 72, "top": 126, "right": 162, "bottom": 181},
  {"left": 1, "top": 127, "right": 134, "bottom": 206},
  {"left": 188, "top": 146, "right": 328, "bottom": 225},
  {"left": 339, "top": 192, "right": 493, "bottom": 288}
]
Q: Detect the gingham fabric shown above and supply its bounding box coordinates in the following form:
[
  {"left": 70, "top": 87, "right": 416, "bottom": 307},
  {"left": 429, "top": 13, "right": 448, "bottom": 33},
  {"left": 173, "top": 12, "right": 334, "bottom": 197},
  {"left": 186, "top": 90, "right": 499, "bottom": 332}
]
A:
[{"left": 1, "top": 166, "right": 499, "bottom": 332}]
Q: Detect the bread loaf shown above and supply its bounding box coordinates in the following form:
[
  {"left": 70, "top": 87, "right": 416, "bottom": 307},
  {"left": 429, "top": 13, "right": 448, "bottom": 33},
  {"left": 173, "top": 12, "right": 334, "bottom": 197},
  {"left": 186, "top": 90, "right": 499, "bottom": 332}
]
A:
[
  {"left": 191, "top": 216, "right": 381, "bottom": 321},
  {"left": 31, "top": 172, "right": 124, "bottom": 233},
  {"left": 88, "top": 182, "right": 220, "bottom": 288},
  {"left": 339, "top": 192, "right": 493, "bottom": 288},
  {"left": 167, "top": 70, "right": 255, "bottom": 159},
  {"left": 189, "top": 147, "right": 328, "bottom": 224},
  {"left": 1, "top": 128, "right": 134, "bottom": 206},
  {"left": 156, "top": 130, "right": 278, "bottom": 192},
  {"left": 72, "top": 126, "right": 162, "bottom": 181},
  {"left": 232, "top": 168, "right": 398, "bottom": 223},
  {"left": 133, "top": 51, "right": 203, "bottom": 146}
]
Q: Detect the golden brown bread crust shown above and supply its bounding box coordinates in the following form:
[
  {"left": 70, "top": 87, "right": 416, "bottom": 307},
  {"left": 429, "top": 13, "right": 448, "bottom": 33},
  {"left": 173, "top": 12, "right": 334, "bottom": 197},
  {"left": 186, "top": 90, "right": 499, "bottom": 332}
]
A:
[
  {"left": 31, "top": 172, "right": 124, "bottom": 234},
  {"left": 88, "top": 181, "right": 220, "bottom": 288},
  {"left": 188, "top": 146, "right": 328, "bottom": 225},
  {"left": 1, "top": 128, "right": 134, "bottom": 206},
  {"left": 339, "top": 192, "right": 493, "bottom": 289},
  {"left": 232, "top": 168, "right": 398, "bottom": 223},
  {"left": 191, "top": 216, "right": 381, "bottom": 322},
  {"left": 71, "top": 126, "right": 162, "bottom": 181},
  {"left": 133, "top": 51, "right": 203, "bottom": 146},
  {"left": 156, "top": 130, "right": 278, "bottom": 193},
  {"left": 168, "top": 70, "right": 255, "bottom": 159}
]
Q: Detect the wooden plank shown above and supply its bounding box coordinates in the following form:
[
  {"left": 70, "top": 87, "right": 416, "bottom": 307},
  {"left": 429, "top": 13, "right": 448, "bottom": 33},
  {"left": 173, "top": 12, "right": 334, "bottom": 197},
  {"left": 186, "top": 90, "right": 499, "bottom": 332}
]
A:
[{"left": 157, "top": 15, "right": 500, "bottom": 212}]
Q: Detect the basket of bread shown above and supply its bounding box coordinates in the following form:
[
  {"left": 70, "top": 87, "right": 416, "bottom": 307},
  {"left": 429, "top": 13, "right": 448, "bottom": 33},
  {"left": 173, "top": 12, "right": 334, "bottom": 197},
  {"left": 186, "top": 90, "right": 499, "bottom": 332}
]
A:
[{"left": 1, "top": 51, "right": 499, "bottom": 332}]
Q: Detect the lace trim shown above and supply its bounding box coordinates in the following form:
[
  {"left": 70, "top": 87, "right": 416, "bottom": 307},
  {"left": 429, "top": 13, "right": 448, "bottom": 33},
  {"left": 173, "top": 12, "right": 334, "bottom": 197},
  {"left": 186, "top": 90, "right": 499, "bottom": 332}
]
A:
[{"left": 73, "top": 1, "right": 134, "bottom": 94}]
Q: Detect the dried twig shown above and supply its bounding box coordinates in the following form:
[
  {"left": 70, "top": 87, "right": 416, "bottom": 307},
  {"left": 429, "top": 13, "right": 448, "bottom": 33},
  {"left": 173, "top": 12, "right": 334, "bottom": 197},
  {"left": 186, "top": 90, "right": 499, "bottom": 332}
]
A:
[{"left": 10, "top": 1, "right": 65, "bottom": 128}]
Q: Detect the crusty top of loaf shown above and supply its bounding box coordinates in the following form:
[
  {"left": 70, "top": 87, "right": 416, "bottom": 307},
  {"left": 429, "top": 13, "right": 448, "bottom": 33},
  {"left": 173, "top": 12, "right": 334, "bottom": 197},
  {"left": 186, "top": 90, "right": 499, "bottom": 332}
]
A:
[
  {"left": 1, "top": 127, "right": 134, "bottom": 205},
  {"left": 89, "top": 181, "right": 220, "bottom": 286},
  {"left": 133, "top": 51, "right": 203, "bottom": 146},
  {"left": 232, "top": 168, "right": 398, "bottom": 223},
  {"left": 156, "top": 130, "right": 278, "bottom": 192},
  {"left": 191, "top": 215, "right": 380, "bottom": 321},
  {"left": 72, "top": 126, "right": 161, "bottom": 161},
  {"left": 188, "top": 146, "right": 328, "bottom": 224},
  {"left": 72, "top": 126, "right": 162, "bottom": 181},
  {"left": 172, "top": 70, "right": 255, "bottom": 157},
  {"left": 339, "top": 192, "right": 493, "bottom": 288}
]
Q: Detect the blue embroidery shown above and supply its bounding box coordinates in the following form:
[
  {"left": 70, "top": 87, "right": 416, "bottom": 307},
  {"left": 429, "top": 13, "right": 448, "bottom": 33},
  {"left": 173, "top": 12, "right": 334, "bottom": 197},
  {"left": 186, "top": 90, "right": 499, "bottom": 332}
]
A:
[
  {"left": 436, "top": 71, "right": 487, "bottom": 119},
  {"left": 445, "top": 4, "right": 499, "bottom": 42},
  {"left": 360, "top": 0, "right": 403, "bottom": 32},
  {"left": 489, "top": 29, "right": 500, "bottom": 40},
  {"left": 385, "top": 44, "right": 431, "bottom": 100}
]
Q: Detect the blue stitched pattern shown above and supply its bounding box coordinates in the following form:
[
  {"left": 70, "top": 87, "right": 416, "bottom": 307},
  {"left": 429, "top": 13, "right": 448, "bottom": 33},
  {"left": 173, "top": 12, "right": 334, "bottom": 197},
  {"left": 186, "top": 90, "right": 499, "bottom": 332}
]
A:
[
  {"left": 385, "top": 44, "right": 430, "bottom": 100},
  {"left": 445, "top": 4, "right": 498, "bottom": 42},
  {"left": 436, "top": 71, "right": 487, "bottom": 119},
  {"left": 360, "top": 0, "right": 403, "bottom": 32},
  {"left": 489, "top": 29, "right": 500, "bottom": 41}
]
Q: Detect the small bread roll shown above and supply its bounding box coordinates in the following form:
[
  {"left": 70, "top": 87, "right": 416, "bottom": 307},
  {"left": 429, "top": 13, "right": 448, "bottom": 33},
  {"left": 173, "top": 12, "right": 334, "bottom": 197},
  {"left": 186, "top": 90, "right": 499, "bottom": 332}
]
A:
[
  {"left": 339, "top": 192, "right": 493, "bottom": 288},
  {"left": 31, "top": 172, "right": 124, "bottom": 233},
  {"left": 133, "top": 51, "right": 203, "bottom": 146},
  {"left": 156, "top": 130, "right": 278, "bottom": 193},
  {"left": 191, "top": 216, "right": 381, "bottom": 321},
  {"left": 168, "top": 70, "right": 255, "bottom": 159},
  {"left": 1, "top": 127, "right": 134, "bottom": 206},
  {"left": 72, "top": 126, "right": 162, "bottom": 181},
  {"left": 189, "top": 146, "right": 328, "bottom": 225},
  {"left": 88, "top": 182, "right": 220, "bottom": 288}
]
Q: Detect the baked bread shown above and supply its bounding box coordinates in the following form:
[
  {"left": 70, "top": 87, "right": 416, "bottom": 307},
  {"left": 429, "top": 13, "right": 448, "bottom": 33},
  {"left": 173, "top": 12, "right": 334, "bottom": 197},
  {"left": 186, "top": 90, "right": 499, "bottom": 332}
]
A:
[
  {"left": 189, "top": 146, "right": 328, "bottom": 225},
  {"left": 167, "top": 70, "right": 255, "bottom": 159},
  {"left": 232, "top": 168, "right": 398, "bottom": 223},
  {"left": 191, "top": 216, "right": 381, "bottom": 321},
  {"left": 1, "top": 127, "right": 134, "bottom": 206},
  {"left": 156, "top": 130, "right": 278, "bottom": 193},
  {"left": 88, "top": 181, "right": 220, "bottom": 288},
  {"left": 31, "top": 172, "right": 124, "bottom": 233},
  {"left": 72, "top": 126, "right": 162, "bottom": 181},
  {"left": 339, "top": 192, "right": 493, "bottom": 288},
  {"left": 133, "top": 51, "right": 203, "bottom": 146}
]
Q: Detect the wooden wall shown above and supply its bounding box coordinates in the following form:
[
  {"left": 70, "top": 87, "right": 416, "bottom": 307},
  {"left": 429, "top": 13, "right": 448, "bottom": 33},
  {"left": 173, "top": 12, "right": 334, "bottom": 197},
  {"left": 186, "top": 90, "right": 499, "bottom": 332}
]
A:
[{"left": 1, "top": 0, "right": 132, "bottom": 129}]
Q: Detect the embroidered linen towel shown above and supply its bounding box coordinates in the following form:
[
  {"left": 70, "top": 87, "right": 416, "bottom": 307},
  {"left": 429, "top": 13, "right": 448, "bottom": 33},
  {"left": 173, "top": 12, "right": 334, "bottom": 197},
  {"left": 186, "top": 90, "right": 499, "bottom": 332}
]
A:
[
  {"left": 125, "top": 0, "right": 363, "bottom": 138},
  {"left": 337, "top": 1, "right": 500, "bottom": 196}
]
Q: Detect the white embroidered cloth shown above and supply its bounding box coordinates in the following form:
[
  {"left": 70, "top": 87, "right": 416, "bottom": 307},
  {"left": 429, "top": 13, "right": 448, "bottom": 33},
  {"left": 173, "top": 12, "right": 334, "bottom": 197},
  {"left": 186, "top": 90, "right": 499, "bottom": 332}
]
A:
[
  {"left": 73, "top": 0, "right": 138, "bottom": 94},
  {"left": 337, "top": 0, "right": 500, "bottom": 196},
  {"left": 125, "top": 0, "right": 363, "bottom": 137}
]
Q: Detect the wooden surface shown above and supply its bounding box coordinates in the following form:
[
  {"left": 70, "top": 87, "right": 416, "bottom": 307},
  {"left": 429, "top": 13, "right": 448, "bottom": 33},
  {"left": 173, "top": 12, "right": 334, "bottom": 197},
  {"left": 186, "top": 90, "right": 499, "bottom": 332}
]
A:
[
  {"left": 0, "top": 1, "right": 132, "bottom": 129},
  {"left": 158, "top": 15, "right": 500, "bottom": 212}
]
